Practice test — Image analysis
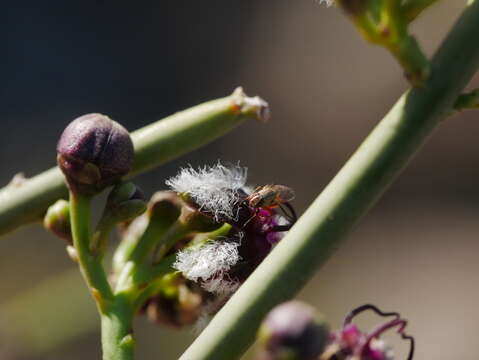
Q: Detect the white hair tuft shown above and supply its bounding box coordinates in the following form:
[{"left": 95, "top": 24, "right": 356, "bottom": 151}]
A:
[
  {"left": 173, "top": 240, "right": 241, "bottom": 293},
  {"left": 318, "top": 0, "right": 334, "bottom": 6},
  {"left": 166, "top": 162, "right": 247, "bottom": 222}
]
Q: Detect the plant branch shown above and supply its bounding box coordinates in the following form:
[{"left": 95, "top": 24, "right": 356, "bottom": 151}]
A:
[
  {"left": 0, "top": 88, "right": 269, "bottom": 236},
  {"left": 179, "top": 2, "right": 479, "bottom": 359},
  {"left": 101, "top": 295, "right": 135, "bottom": 360},
  {"left": 69, "top": 192, "right": 114, "bottom": 311},
  {"left": 454, "top": 88, "right": 479, "bottom": 110},
  {"left": 403, "top": 0, "right": 442, "bottom": 23}
]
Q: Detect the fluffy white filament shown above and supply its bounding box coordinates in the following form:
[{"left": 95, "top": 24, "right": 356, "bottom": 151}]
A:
[
  {"left": 166, "top": 163, "right": 247, "bottom": 222},
  {"left": 319, "top": 0, "right": 334, "bottom": 6},
  {"left": 173, "top": 240, "right": 241, "bottom": 294}
]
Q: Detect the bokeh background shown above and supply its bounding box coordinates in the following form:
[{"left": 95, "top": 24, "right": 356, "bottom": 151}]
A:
[{"left": 1, "top": 1, "right": 478, "bottom": 359}]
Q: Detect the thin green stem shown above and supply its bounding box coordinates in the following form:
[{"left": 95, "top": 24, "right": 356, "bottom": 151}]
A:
[
  {"left": 114, "top": 221, "right": 188, "bottom": 294},
  {"left": 179, "top": 2, "right": 479, "bottom": 359},
  {"left": 131, "top": 257, "right": 176, "bottom": 312},
  {"left": 341, "top": 0, "right": 430, "bottom": 85},
  {"left": 101, "top": 295, "right": 135, "bottom": 360},
  {"left": 454, "top": 88, "right": 479, "bottom": 110},
  {"left": 403, "top": 0, "right": 442, "bottom": 23},
  {"left": 69, "top": 192, "right": 114, "bottom": 311},
  {"left": 152, "top": 221, "right": 190, "bottom": 262},
  {"left": 0, "top": 88, "right": 268, "bottom": 236},
  {"left": 71, "top": 192, "right": 137, "bottom": 359},
  {"left": 380, "top": 0, "right": 430, "bottom": 84},
  {"left": 91, "top": 216, "right": 116, "bottom": 258}
]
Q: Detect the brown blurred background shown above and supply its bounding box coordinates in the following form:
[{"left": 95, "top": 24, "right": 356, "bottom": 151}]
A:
[{"left": 1, "top": 0, "right": 478, "bottom": 359}]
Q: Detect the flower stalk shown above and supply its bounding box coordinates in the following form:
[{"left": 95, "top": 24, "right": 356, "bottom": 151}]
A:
[
  {"left": 180, "top": 2, "right": 479, "bottom": 359},
  {"left": 337, "top": 0, "right": 431, "bottom": 85}
]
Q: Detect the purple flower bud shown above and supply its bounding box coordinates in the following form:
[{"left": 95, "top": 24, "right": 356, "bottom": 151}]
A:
[
  {"left": 257, "top": 301, "right": 330, "bottom": 360},
  {"left": 57, "top": 113, "right": 134, "bottom": 195}
]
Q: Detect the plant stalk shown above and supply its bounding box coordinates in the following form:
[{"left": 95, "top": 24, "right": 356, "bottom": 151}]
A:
[
  {"left": 101, "top": 297, "right": 135, "bottom": 360},
  {"left": 70, "top": 192, "right": 114, "bottom": 310},
  {"left": 180, "top": 2, "right": 479, "bottom": 359}
]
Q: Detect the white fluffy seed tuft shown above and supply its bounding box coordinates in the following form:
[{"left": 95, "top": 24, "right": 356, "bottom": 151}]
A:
[
  {"left": 318, "top": 0, "right": 334, "bottom": 6},
  {"left": 173, "top": 240, "right": 241, "bottom": 293},
  {"left": 166, "top": 163, "right": 247, "bottom": 222}
]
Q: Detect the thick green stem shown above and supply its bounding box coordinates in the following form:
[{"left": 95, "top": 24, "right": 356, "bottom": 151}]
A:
[
  {"left": 180, "top": 2, "right": 479, "bottom": 359},
  {"left": 0, "top": 88, "right": 268, "bottom": 236},
  {"left": 70, "top": 192, "right": 114, "bottom": 310},
  {"left": 101, "top": 297, "right": 135, "bottom": 360}
]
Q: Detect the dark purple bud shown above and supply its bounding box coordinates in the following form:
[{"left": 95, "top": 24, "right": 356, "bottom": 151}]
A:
[
  {"left": 257, "top": 301, "right": 330, "bottom": 360},
  {"left": 57, "top": 113, "right": 134, "bottom": 195},
  {"left": 43, "top": 199, "right": 72, "bottom": 243}
]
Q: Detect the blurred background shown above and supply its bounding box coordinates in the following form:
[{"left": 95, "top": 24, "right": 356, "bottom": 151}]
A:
[{"left": 1, "top": 0, "right": 478, "bottom": 359}]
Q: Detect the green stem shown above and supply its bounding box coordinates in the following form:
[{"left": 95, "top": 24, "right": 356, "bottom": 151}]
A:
[
  {"left": 152, "top": 222, "right": 190, "bottom": 262},
  {"left": 403, "top": 0, "right": 442, "bottom": 22},
  {"left": 101, "top": 296, "right": 135, "bottom": 360},
  {"left": 0, "top": 88, "right": 268, "bottom": 236},
  {"left": 70, "top": 192, "right": 114, "bottom": 311},
  {"left": 92, "top": 216, "right": 115, "bottom": 257},
  {"left": 381, "top": 0, "right": 430, "bottom": 85},
  {"left": 114, "top": 221, "right": 189, "bottom": 294},
  {"left": 179, "top": 2, "right": 479, "bottom": 359},
  {"left": 454, "top": 88, "right": 479, "bottom": 110}
]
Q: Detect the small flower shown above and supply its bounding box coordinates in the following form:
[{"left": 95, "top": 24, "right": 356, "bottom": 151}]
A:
[{"left": 57, "top": 113, "right": 134, "bottom": 195}]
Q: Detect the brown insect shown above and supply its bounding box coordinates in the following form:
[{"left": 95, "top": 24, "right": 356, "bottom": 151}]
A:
[
  {"left": 244, "top": 185, "right": 297, "bottom": 231},
  {"left": 246, "top": 184, "right": 295, "bottom": 209}
]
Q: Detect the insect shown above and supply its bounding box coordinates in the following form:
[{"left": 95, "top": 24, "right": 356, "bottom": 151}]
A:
[
  {"left": 244, "top": 185, "right": 297, "bottom": 231},
  {"left": 247, "top": 184, "right": 294, "bottom": 208}
]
